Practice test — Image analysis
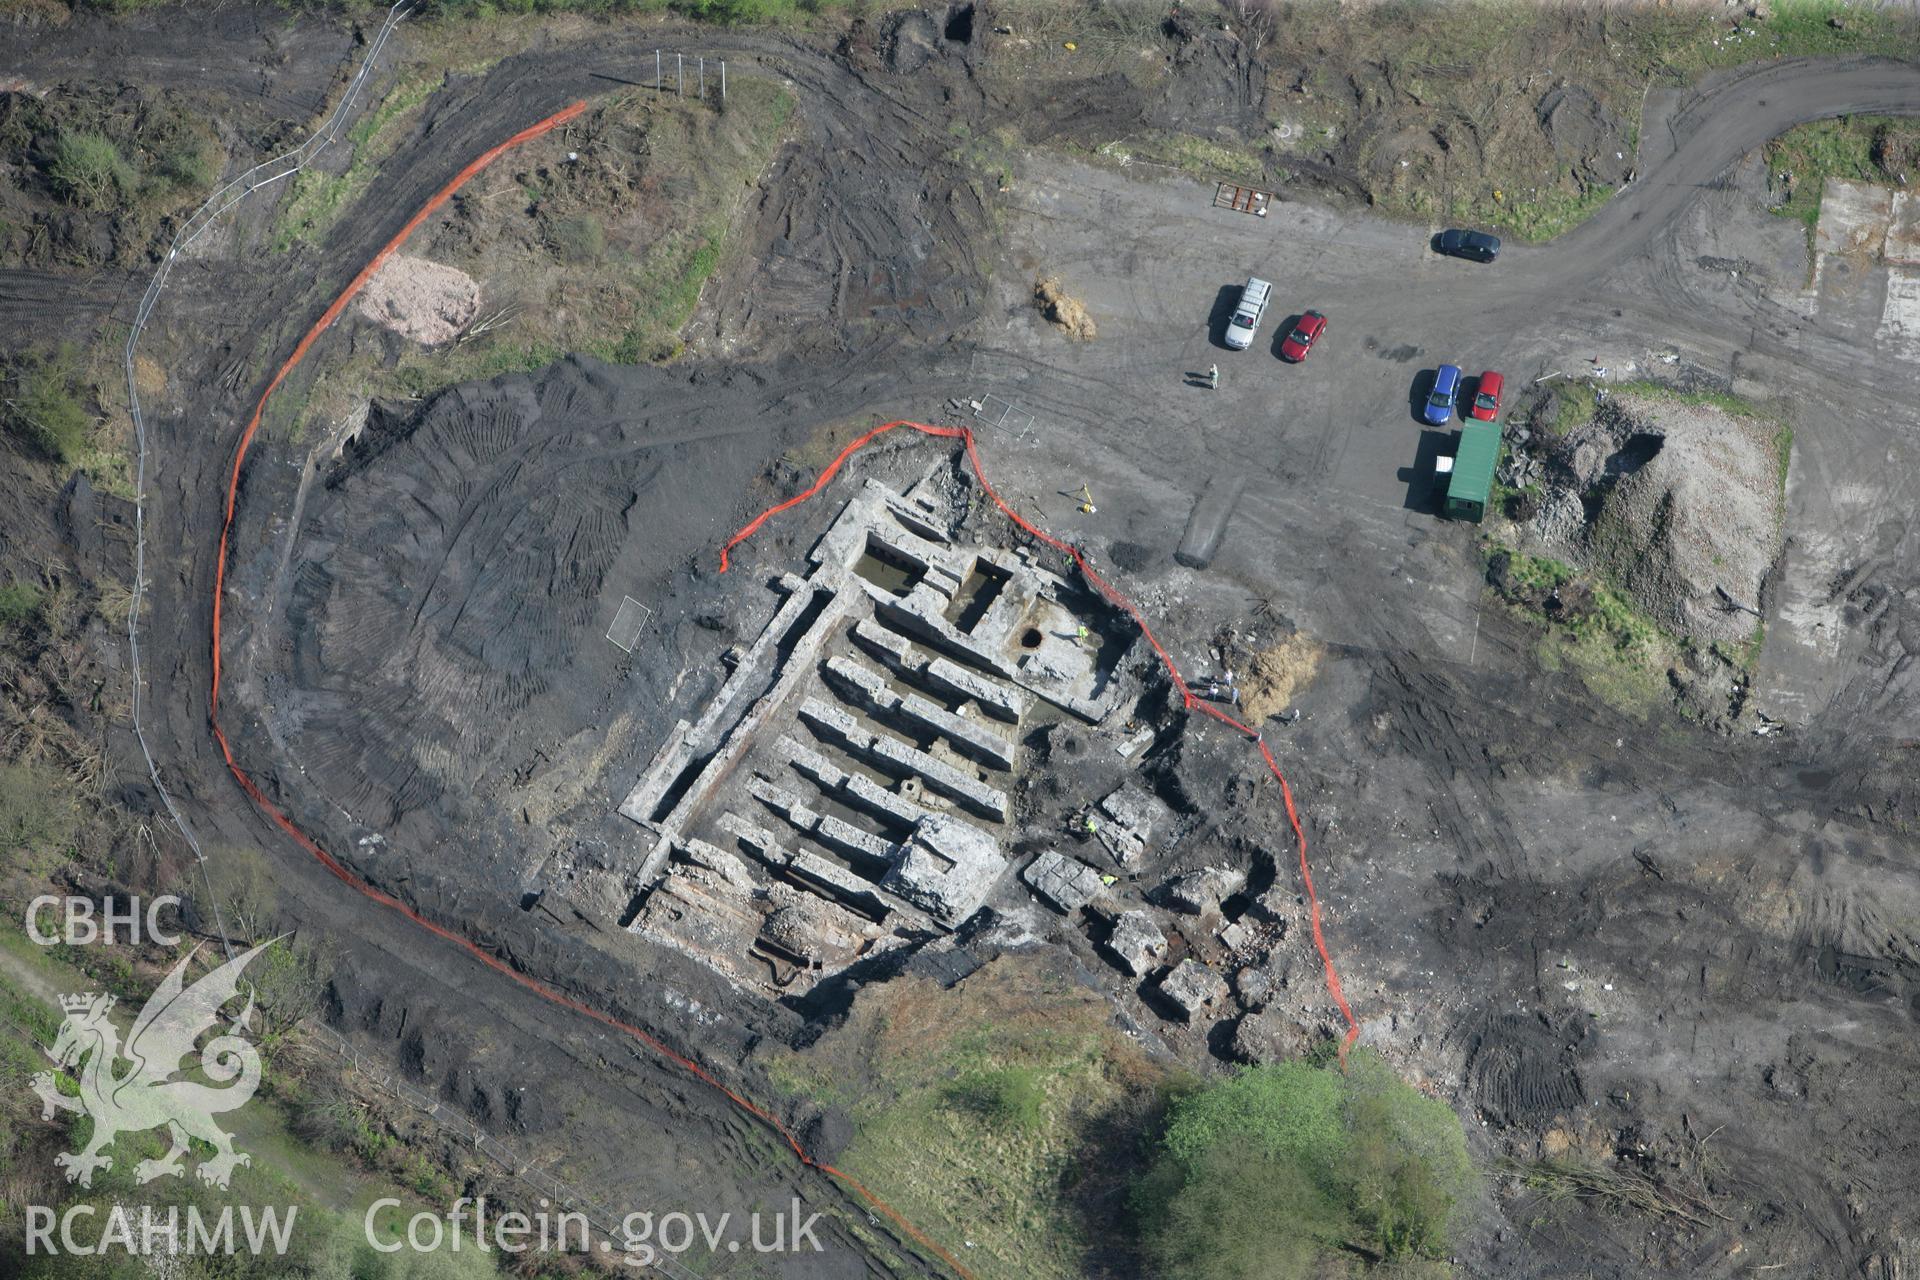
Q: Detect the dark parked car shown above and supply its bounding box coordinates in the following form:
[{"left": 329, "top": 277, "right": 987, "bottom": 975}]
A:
[
  {"left": 1423, "top": 364, "right": 1462, "bottom": 426},
  {"left": 1434, "top": 229, "right": 1501, "bottom": 262},
  {"left": 1278, "top": 310, "right": 1327, "bottom": 362}
]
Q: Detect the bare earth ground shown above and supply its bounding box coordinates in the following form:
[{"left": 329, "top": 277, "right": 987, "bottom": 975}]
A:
[{"left": 2, "top": 6, "right": 1920, "bottom": 1278}]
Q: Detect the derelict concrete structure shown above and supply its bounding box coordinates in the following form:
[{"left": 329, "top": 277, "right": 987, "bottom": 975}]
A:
[{"left": 613, "top": 466, "right": 1133, "bottom": 996}]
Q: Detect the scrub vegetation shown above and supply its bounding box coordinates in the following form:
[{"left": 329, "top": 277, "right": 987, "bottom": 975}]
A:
[
  {"left": 0, "top": 345, "right": 92, "bottom": 463},
  {"left": 982, "top": 0, "right": 1920, "bottom": 243},
  {"left": 0, "top": 936, "right": 521, "bottom": 1280},
  {"left": 1487, "top": 546, "right": 1676, "bottom": 721},
  {"left": 765, "top": 957, "right": 1163, "bottom": 1280},
  {"left": 1133, "top": 1052, "right": 1479, "bottom": 1279},
  {"left": 20, "top": 0, "right": 863, "bottom": 18},
  {"left": 769, "top": 959, "right": 1479, "bottom": 1280},
  {"left": 272, "top": 59, "right": 504, "bottom": 253},
  {"left": 279, "top": 74, "right": 793, "bottom": 442},
  {"left": 0, "top": 85, "right": 221, "bottom": 264},
  {"left": 1762, "top": 113, "right": 1920, "bottom": 233}
]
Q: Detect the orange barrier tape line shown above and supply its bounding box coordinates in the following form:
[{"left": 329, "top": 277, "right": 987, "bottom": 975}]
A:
[
  {"left": 205, "top": 107, "right": 976, "bottom": 1280},
  {"left": 720, "top": 420, "right": 1363, "bottom": 1055}
]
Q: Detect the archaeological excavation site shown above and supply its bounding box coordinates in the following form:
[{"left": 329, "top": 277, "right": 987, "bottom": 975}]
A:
[{"left": 7, "top": 4, "right": 1920, "bottom": 1279}]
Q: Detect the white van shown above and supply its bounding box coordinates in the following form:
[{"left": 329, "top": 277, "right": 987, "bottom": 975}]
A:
[{"left": 1224, "top": 276, "right": 1272, "bottom": 351}]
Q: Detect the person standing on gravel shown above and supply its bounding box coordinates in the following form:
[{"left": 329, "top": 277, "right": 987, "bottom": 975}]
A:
[{"left": 1207, "top": 363, "right": 1219, "bottom": 390}]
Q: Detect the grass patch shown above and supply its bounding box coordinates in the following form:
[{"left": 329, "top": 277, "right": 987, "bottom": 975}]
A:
[
  {"left": 1107, "top": 132, "right": 1271, "bottom": 184},
  {"left": 607, "top": 220, "right": 725, "bottom": 364},
  {"left": 765, "top": 956, "right": 1163, "bottom": 1280},
  {"left": 1536, "top": 626, "right": 1672, "bottom": 721},
  {"left": 1488, "top": 546, "right": 1677, "bottom": 720},
  {"left": 948, "top": 120, "right": 1020, "bottom": 207},
  {"left": 544, "top": 212, "right": 605, "bottom": 264},
  {"left": 1611, "top": 379, "right": 1767, "bottom": 420},
  {"left": 272, "top": 165, "right": 353, "bottom": 253},
  {"left": 1607, "top": 378, "right": 1792, "bottom": 498},
  {"left": 1697, "top": 0, "right": 1920, "bottom": 65},
  {"left": 1494, "top": 549, "right": 1574, "bottom": 597},
  {"left": 76, "top": 0, "right": 873, "bottom": 21},
  {"left": 946, "top": 1065, "right": 1050, "bottom": 1135},
  {"left": 1454, "top": 177, "right": 1617, "bottom": 244},
  {"left": 1762, "top": 113, "right": 1920, "bottom": 238},
  {"left": 273, "top": 58, "right": 502, "bottom": 252},
  {"left": 0, "top": 966, "right": 58, "bottom": 1045},
  {"left": 979, "top": 0, "right": 1178, "bottom": 80},
  {"left": 1544, "top": 379, "right": 1598, "bottom": 438},
  {"left": 1713, "top": 619, "right": 1768, "bottom": 674},
  {"left": 1602, "top": 0, "right": 1920, "bottom": 78},
  {"left": 0, "top": 763, "right": 79, "bottom": 875},
  {"left": 1135, "top": 1051, "right": 1479, "bottom": 1279},
  {"left": 418, "top": 0, "right": 847, "bottom": 20},
  {"left": 0, "top": 583, "right": 44, "bottom": 631}
]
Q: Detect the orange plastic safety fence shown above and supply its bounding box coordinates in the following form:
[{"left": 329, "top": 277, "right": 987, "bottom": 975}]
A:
[
  {"left": 206, "top": 108, "right": 977, "bottom": 1280},
  {"left": 720, "top": 420, "right": 1363, "bottom": 1055}
]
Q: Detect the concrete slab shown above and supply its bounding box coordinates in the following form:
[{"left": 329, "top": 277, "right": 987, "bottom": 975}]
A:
[
  {"left": 1022, "top": 850, "right": 1105, "bottom": 913},
  {"left": 881, "top": 815, "right": 1005, "bottom": 927},
  {"left": 1105, "top": 909, "right": 1168, "bottom": 977},
  {"left": 1876, "top": 268, "right": 1920, "bottom": 363},
  {"left": 1887, "top": 190, "right": 1920, "bottom": 266},
  {"left": 1159, "top": 959, "right": 1229, "bottom": 1021},
  {"left": 1815, "top": 178, "right": 1894, "bottom": 258}
]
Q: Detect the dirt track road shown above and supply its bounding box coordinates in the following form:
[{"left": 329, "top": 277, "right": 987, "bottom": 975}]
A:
[
  {"left": 6, "top": 15, "right": 1920, "bottom": 1277},
  {"left": 1569, "top": 58, "right": 1920, "bottom": 265}
]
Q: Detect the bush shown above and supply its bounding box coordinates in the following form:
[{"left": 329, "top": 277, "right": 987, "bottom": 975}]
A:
[
  {"left": 2, "top": 346, "right": 93, "bottom": 463},
  {"left": 1134, "top": 1052, "right": 1478, "bottom": 1278},
  {"left": 155, "top": 136, "right": 221, "bottom": 194},
  {"left": 47, "top": 129, "right": 132, "bottom": 210}
]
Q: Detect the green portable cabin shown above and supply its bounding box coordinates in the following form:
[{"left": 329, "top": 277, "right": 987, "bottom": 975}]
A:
[{"left": 1444, "top": 420, "right": 1500, "bottom": 522}]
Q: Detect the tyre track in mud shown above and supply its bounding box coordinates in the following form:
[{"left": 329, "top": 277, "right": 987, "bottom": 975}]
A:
[{"left": 2, "top": 7, "right": 355, "bottom": 118}]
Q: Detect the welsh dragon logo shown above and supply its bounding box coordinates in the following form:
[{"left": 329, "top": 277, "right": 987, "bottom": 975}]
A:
[{"left": 30, "top": 941, "right": 274, "bottom": 1190}]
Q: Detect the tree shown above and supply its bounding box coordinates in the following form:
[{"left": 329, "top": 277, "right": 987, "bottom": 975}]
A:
[{"left": 1134, "top": 1051, "right": 1478, "bottom": 1277}]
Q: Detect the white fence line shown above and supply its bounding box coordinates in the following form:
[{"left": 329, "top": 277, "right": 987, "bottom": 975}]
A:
[{"left": 121, "top": 0, "right": 414, "bottom": 964}]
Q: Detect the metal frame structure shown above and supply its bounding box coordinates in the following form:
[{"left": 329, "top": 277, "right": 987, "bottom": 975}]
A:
[{"left": 1213, "top": 182, "right": 1273, "bottom": 217}]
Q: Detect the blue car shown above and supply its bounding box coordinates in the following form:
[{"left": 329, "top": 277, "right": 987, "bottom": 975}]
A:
[{"left": 1423, "top": 364, "right": 1462, "bottom": 426}]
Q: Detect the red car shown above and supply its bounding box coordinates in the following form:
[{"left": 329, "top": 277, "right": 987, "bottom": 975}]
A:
[
  {"left": 1468, "top": 370, "right": 1503, "bottom": 421},
  {"left": 1278, "top": 310, "right": 1327, "bottom": 362}
]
